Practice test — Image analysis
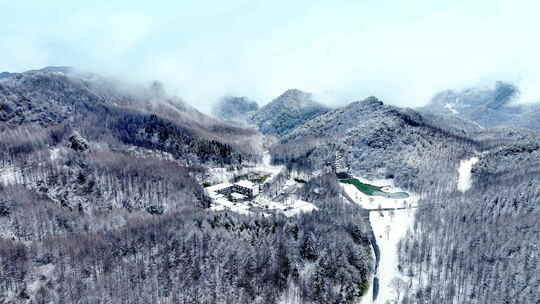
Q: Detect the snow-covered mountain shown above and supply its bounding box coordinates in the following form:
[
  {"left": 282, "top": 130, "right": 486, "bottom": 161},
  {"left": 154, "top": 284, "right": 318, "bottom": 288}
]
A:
[
  {"left": 271, "top": 95, "right": 540, "bottom": 304},
  {"left": 0, "top": 67, "right": 259, "bottom": 158},
  {"left": 249, "top": 89, "right": 330, "bottom": 136},
  {"left": 0, "top": 68, "right": 263, "bottom": 218},
  {"left": 0, "top": 68, "right": 374, "bottom": 304},
  {"left": 274, "top": 96, "right": 476, "bottom": 190},
  {"left": 1, "top": 68, "right": 539, "bottom": 304},
  {"left": 421, "top": 81, "right": 540, "bottom": 132}
]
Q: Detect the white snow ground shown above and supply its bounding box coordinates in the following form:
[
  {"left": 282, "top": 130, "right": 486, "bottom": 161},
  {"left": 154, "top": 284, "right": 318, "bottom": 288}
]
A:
[
  {"left": 209, "top": 195, "right": 253, "bottom": 215},
  {"left": 208, "top": 186, "right": 318, "bottom": 217},
  {"left": 369, "top": 206, "right": 416, "bottom": 304},
  {"left": 457, "top": 157, "right": 479, "bottom": 192},
  {"left": 207, "top": 151, "right": 283, "bottom": 185},
  {"left": 343, "top": 178, "right": 419, "bottom": 304},
  {"left": 444, "top": 103, "right": 459, "bottom": 115},
  {"left": 49, "top": 147, "right": 61, "bottom": 161}
]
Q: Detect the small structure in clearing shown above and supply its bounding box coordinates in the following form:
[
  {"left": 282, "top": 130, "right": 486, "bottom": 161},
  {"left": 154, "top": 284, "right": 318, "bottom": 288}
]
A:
[{"left": 206, "top": 180, "right": 259, "bottom": 202}]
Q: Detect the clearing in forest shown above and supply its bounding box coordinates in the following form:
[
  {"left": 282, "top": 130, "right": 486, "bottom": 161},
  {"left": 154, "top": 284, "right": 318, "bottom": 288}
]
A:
[{"left": 339, "top": 178, "right": 382, "bottom": 195}]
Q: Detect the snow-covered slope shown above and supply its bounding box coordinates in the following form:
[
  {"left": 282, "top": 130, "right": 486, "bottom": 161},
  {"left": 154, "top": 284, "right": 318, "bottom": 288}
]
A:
[{"left": 457, "top": 156, "right": 479, "bottom": 192}]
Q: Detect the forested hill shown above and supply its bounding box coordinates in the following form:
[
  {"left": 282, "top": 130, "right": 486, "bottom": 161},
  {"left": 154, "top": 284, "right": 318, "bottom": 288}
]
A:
[
  {"left": 0, "top": 68, "right": 374, "bottom": 304},
  {"left": 272, "top": 96, "right": 476, "bottom": 191},
  {"left": 248, "top": 89, "right": 330, "bottom": 137},
  {"left": 0, "top": 67, "right": 264, "bottom": 229},
  {"left": 0, "top": 69, "right": 260, "bottom": 162},
  {"left": 269, "top": 95, "right": 540, "bottom": 303}
]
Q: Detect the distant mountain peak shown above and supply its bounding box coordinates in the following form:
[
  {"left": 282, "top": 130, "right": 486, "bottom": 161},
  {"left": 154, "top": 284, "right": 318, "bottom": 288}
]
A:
[
  {"left": 363, "top": 96, "right": 383, "bottom": 105},
  {"left": 249, "top": 89, "right": 329, "bottom": 136},
  {"left": 279, "top": 88, "right": 311, "bottom": 99},
  {"left": 0, "top": 72, "right": 12, "bottom": 79},
  {"left": 490, "top": 81, "right": 519, "bottom": 109},
  {"left": 419, "top": 81, "right": 540, "bottom": 131},
  {"left": 270, "top": 89, "right": 323, "bottom": 110}
]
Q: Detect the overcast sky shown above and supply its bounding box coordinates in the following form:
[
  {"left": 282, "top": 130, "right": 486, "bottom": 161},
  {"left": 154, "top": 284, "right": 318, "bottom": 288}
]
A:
[{"left": 1, "top": 0, "right": 539, "bottom": 112}]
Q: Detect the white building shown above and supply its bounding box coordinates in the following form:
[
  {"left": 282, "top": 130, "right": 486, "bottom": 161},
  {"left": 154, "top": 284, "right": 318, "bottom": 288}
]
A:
[
  {"left": 206, "top": 180, "right": 259, "bottom": 201},
  {"left": 206, "top": 182, "right": 234, "bottom": 195},
  {"left": 234, "top": 180, "right": 259, "bottom": 197}
]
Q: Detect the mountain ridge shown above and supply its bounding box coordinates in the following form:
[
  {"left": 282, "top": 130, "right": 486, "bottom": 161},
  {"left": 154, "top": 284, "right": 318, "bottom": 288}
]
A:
[{"left": 420, "top": 81, "right": 540, "bottom": 132}]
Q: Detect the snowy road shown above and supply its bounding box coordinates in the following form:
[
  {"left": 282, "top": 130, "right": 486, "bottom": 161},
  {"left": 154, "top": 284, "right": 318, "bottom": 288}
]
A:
[
  {"left": 367, "top": 206, "right": 416, "bottom": 303},
  {"left": 343, "top": 179, "right": 418, "bottom": 304}
]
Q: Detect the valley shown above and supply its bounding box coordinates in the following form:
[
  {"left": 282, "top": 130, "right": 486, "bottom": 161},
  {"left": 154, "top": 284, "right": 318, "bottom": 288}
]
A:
[
  {"left": 4, "top": 1, "right": 540, "bottom": 303},
  {"left": 0, "top": 67, "right": 538, "bottom": 304}
]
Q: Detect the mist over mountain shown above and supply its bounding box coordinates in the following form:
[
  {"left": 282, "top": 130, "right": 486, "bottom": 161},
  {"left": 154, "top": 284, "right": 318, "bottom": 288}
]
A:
[
  {"left": 212, "top": 96, "right": 259, "bottom": 126},
  {"left": 421, "top": 81, "right": 540, "bottom": 132},
  {"left": 0, "top": 67, "right": 261, "bottom": 216}
]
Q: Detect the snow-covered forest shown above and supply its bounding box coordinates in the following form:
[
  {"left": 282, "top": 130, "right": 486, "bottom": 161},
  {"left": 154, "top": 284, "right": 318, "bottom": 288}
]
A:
[
  {"left": 0, "top": 71, "right": 375, "bottom": 303},
  {"left": 3, "top": 1, "right": 540, "bottom": 302},
  {"left": 0, "top": 62, "right": 539, "bottom": 304}
]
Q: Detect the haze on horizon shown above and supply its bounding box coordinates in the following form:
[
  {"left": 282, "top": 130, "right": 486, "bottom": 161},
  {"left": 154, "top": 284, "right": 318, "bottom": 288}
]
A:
[{"left": 2, "top": 0, "right": 540, "bottom": 112}]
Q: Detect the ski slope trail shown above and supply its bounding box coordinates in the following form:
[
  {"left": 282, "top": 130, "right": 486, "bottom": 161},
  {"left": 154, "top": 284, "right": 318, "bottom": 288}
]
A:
[
  {"left": 457, "top": 156, "right": 479, "bottom": 192},
  {"left": 343, "top": 178, "right": 418, "bottom": 304}
]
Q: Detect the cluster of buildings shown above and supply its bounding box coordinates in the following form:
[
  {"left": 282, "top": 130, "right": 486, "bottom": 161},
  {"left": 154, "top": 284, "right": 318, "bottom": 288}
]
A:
[{"left": 206, "top": 180, "right": 260, "bottom": 202}]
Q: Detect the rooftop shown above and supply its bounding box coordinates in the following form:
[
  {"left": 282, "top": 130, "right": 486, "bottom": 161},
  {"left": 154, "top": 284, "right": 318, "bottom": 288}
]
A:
[
  {"left": 231, "top": 193, "right": 247, "bottom": 199},
  {"left": 206, "top": 182, "right": 233, "bottom": 192},
  {"left": 235, "top": 180, "right": 256, "bottom": 189}
]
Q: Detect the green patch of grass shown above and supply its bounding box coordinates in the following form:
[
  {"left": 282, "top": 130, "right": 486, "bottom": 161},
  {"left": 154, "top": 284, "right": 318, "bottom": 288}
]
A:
[
  {"left": 202, "top": 182, "right": 212, "bottom": 188},
  {"left": 339, "top": 178, "right": 382, "bottom": 196},
  {"left": 358, "top": 279, "right": 370, "bottom": 296},
  {"left": 253, "top": 175, "right": 270, "bottom": 183}
]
